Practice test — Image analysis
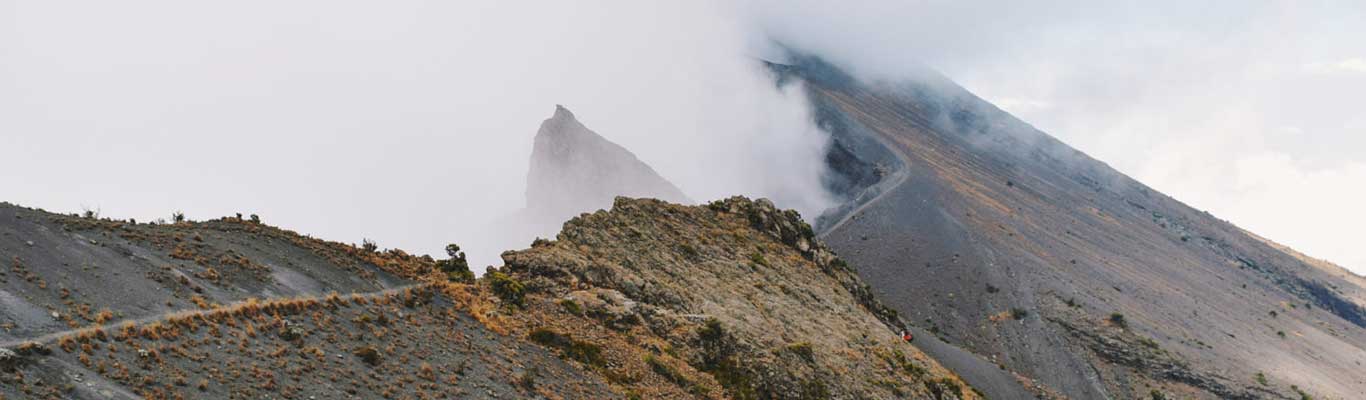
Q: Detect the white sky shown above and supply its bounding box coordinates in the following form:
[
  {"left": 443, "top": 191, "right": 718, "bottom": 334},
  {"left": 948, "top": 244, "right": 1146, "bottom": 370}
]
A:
[{"left": 4, "top": 1, "right": 1363, "bottom": 274}]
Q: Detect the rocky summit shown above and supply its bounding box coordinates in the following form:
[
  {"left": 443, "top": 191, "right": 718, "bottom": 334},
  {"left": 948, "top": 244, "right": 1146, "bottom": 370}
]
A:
[{"left": 525, "top": 105, "right": 691, "bottom": 222}]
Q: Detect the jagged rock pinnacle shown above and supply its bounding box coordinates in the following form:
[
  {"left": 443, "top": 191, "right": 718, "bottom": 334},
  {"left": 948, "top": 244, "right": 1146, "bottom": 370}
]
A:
[{"left": 524, "top": 105, "right": 691, "bottom": 220}]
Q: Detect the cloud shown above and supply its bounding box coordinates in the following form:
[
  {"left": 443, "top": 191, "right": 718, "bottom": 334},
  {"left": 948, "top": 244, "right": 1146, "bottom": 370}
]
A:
[
  {"left": 0, "top": 1, "right": 835, "bottom": 269},
  {"left": 743, "top": 1, "right": 1366, "bottom": 273},
  {"left": 1305, "top": 58, "right": 1366, "bottom": 74}
]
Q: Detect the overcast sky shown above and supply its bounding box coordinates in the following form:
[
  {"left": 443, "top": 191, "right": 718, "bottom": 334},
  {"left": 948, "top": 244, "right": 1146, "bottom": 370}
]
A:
[{"left": 4, "top": 1, "right": 1363, "bottom": 273}]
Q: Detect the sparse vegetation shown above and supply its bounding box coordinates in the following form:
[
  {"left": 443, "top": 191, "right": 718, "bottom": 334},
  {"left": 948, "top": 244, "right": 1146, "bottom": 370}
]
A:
[
  {"left": 488, "top": 271, "right": 526, "bottom": 307},
  {"left": 1255, "top": 371, "right": 1268, "bottom": 386},
  {"left": 1109, "top": 312, "right": 1127, "bottom": 329},
  {"left": 1010, "top": 307, "right": 1029, "bottom": 320},
  {"left": 559, "top": 299, "right": 584, "bottom": 316},
  {"left": 1150, "top": 389, "right": 1167, "bottom": 400},
  {"left": 1292, "top": 385, "right": 1313, "bottom": 400},
  {"left": 517, "top": 366, "right": 538, "bottom": 390},
  {"left": 527, "top": 327, "right": 606, "bottom": 368},
  {"left": 749, "top": 252, "right": 769, "bottom": 268},
  {"left": 646, "top": 355, "right": 699, "bottom": 393},
  {"left": 439, "top": 243, "right": 474, "bottom": 283},
  {"left": 353, "top": 345, "right": 381, "bottom": 366},
  {"left": 786, "top": 342, "right": 815, "bottom": 363},
  {"left": 171, "top": 211, "right": 185, "bottom": 223}
]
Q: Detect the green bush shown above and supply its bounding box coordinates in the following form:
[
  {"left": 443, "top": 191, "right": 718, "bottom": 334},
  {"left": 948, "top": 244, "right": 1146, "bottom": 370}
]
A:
[
  {"left": 1109, "top": 312, "right": 1127, "bottom": 329},
  {"left": 488, "top": 271, "right": 526, "bottom": 307},
  {"left": 786, "top": 342, "right": 815, "bottom": 363},
  {"left": 528, "top": 327, "right": 605, "bottom": 368},
  {"left": 559, "top": 299, "right": 584, "bottom": 316},
  {"left": 440, "top": 243, "right": 474, "bottom": 283}
]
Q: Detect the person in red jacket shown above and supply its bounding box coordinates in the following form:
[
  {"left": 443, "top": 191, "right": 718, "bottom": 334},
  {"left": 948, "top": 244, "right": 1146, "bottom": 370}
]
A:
[{"left": 901, "top": 330, "right": 914, "bottom": 342}]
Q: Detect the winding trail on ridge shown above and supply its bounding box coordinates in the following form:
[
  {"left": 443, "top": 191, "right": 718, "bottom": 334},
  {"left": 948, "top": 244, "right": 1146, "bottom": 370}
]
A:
[
  {"left": 0, "top": 283, "right": 429, "bottom": 349},
  {"left": 812, "top": 88, "right": 1039, "bottom": 400}
]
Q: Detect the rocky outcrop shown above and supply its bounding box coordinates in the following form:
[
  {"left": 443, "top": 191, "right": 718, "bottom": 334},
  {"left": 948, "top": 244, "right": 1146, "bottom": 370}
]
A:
[
  {"left": 499, "top": 196, "right": 978, "bottom": 399},
  {"left": 525, "top": 105, "right": 690, "bottom": 221}
]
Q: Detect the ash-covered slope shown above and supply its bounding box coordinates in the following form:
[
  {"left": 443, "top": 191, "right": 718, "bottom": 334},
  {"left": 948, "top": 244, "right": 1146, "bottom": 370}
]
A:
[
  {"left": 780, "top": 56, "right": 1366, "bottom": 399},
  {"left": 1, "top": 196, "right": 982, "bottom": 399},
  {"left": 1, "top": 203, "right": 617, "bottom": 399},
  {"left": 0, "top": 203, "right": 412, "bottom": 344},
  {"left": 526, "top": 105, "right": 691, "bottom": 221}
]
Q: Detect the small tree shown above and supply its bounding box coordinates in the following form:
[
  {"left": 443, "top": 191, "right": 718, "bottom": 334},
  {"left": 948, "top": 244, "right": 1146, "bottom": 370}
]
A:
[
  {"left": 440, "top": 243, "right": 474, "bottom": 283},
  {"left": 362, "top": 239, "right": 378, "bottom": 253}
]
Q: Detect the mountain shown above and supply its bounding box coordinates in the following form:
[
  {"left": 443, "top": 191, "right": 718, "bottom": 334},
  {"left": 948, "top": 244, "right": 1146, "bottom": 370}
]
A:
[
  {"left": 525, "top": 105, "right": 691, "bottom": 222},
  {"left": 776, "top": 55, "right": 1366, "bottom": 399},
  {"left": 0, "top": 197, "right": 981, "bottom": 399}
]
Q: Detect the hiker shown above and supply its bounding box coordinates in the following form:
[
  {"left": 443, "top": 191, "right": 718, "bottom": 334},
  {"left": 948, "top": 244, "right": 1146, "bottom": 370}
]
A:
[{"left": 901, "top": 330, "right": 913, "bottom": 342}]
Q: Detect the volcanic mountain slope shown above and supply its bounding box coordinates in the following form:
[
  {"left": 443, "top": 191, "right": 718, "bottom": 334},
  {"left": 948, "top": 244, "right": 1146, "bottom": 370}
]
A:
[
  {"left": 1, "top": 203, "right": 618, "bottom": 399},
  {"left": 779, "top": 56, "right": 1366, "bottom": 399},
  {"left": 1, "top": 197, "right": 981, "bottom": 399}
]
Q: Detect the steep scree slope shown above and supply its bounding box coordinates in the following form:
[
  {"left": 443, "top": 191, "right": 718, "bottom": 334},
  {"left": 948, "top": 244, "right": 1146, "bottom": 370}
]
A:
[{"left": 780, "top": 56, "right": 1366, "bottom": 399}]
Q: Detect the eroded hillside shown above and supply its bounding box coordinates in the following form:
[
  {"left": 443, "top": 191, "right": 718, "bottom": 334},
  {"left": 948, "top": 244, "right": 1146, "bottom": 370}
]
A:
[{"left": 2, "top": 197, "right": 981, "bottom": 399}]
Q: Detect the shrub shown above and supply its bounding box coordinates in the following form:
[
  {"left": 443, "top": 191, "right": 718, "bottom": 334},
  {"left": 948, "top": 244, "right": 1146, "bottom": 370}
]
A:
[
  {"left": 362, "top": 239, "right": 378, "bottom": 253},
  {"left": 353, "top": 345, "right": 381, "bottom": 366},
  {"left": 439, "top": 244, "right": 474, "bottom": 283},
  {"left": 695, "top": 318, "right": 757, "bottom": 399},
  {"left": 786, "top": 342, "right": 815, "bottom": 363},
  {"left": 559, "top": 299, "right": 583, "bottom": 316},
  {"left": 171, "top": 211, "right": 185, "bottom": 223},
  {"left": 517, "top": 366, "right": 538, "bottom": 390},
  {"left": 1109, "top": 312, "right": 1127, "bottom": 329},
  {"left": 1255, "top": 372, "right": 1268, "bottom": 386},
  {"left": 249, "top": 214, "right": 260, "bottom": 224},
  {"left": 1292, "top": 385, "right": 1313, "bottom": 400},
  {"left": 528, "top": 328, "right": 605, "bottom": 368},
  {"left": 985, "top": 284, "right": 1000, "bottom": 293},
  {"left": 646, "top": 355, "right": 695, "bottom": 392},
  {"left": 1150, "top": 389, "right": 1167, "bottom": 400},
  {"left": 924, "top": 378, "right": 963, "bottom": 400},
  {"left": 1010, "top": 308, "right": 1029, "bottom": 320},
  {"left": 488, "top": 271, "right": 525, "bottom": 307},
  {"left": 749, "top": 253, "right": 769, "bottom": 268}
]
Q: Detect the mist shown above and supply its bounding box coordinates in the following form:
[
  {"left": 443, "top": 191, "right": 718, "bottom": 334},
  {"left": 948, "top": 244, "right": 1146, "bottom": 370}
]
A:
[
  {"left": 748, "top": 1, "right": 1366, "bottom": 274},
  {"left": 5, "top": 1, "right": 1363, "bottom": 273},
  {"left": 1, "top": 1, "right": 835, "bottom": 269}
]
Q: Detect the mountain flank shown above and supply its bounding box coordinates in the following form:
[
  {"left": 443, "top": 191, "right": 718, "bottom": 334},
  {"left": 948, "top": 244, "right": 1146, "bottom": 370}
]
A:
[
  {"left": 2, "top": 197, "right": 980, "bottom": 399},
  {"left": 776, "top": 55, "right": 1366, "bottom": 399}
]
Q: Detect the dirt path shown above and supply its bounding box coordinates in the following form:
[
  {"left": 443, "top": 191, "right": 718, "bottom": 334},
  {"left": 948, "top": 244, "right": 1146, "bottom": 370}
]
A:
[
  {"left": 816, "top": 127, "right": 912, "bottom": 239},
  {"left": 0, "top": 283, "right": 429, "bottom": 349}
]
